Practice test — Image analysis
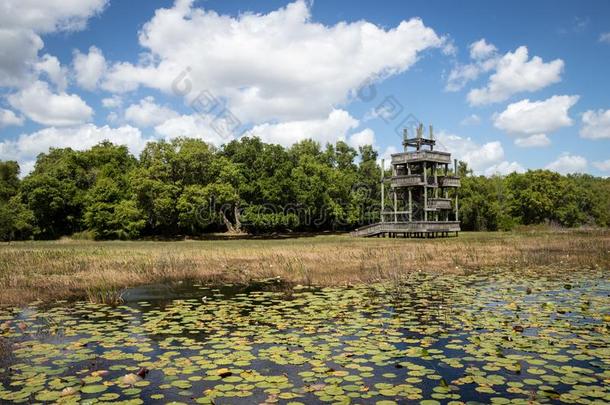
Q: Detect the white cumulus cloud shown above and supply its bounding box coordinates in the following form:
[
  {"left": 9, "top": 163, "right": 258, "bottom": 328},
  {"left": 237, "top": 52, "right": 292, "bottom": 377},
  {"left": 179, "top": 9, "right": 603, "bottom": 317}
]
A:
[
  {"left": 436, "top": 130, "right": 522, "bottom": 175},
  {"left": 73, "top": 46, "right": 107, "bottom": 90},
  {"left": 593, "top": 159, "right": 610, "bottom": 172},
  {"left": 469, "top": 38, "right": 497, "bottom": 60},
  {"left": 514, "top": 134, "right": 551, "bottom": 148},
  {"left": 493, "top": 95, "right": 579, "bottom": 146},
  {"left": 154, "top": 114, "right": 234, "bottom": 147},
  {"left": 484, "top": 161, "right": 525, "bottom": 176},
  {"left": 545, "top": 153, "right": 587, "bottom": 174},
  {"left": 378, "top": 145, "right": 399, "bottom": 167},
  {"left": 467, "top": 46, "right": 564, "bottom": 105},
  {"left": 580, "top": 109, "right": 610, "bottom": 139},
  {"left": 245, "top": 109, "right": 359, "bottom": 147},
  {"left": 0, "top": 123, "right": 148, "bottom": 175},
  {"left": 35, "top": 54, "right": 68, "bottom": 91},
  {"left": 0, "top": 108, "right": 24, "bottom": 128},
  {"left": 446, "top": 38, "right": 498, "bottom": 92},
  {"left": 124, "top": 96, "right": 179, "bottom": 128},
  {"left": 101, "top": 95, "right": 123, "bottom": 109},
  {"left": 8, "top": 80, "right": 93, "bottom": 126},
  {"left": 348, "top": 128, "right": 376, "bottom": 149},
  {"left": 0, "top": 0, "right": 108, "bottom": 87},
  {"left": 102, "top": 0, "right": 445, "bottom": 123}
]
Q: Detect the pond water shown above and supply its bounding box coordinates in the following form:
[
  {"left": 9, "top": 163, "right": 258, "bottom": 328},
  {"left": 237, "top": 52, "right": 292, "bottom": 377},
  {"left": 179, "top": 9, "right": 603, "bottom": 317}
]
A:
[{"left": 1, "top": 270, "right": 609, "bottom": 404}]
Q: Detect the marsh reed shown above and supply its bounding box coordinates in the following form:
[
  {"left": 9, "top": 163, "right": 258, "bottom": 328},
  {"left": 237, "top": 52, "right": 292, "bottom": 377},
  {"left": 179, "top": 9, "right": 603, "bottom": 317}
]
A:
[{"left": 0, "top": 229, "right": 608, "bottom": 306}]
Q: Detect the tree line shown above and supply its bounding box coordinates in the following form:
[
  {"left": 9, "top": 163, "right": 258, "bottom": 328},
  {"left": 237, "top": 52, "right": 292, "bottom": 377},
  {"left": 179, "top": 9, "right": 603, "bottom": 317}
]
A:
[{"left": 0, "top": 137, "right": 608, "bottom": 240}]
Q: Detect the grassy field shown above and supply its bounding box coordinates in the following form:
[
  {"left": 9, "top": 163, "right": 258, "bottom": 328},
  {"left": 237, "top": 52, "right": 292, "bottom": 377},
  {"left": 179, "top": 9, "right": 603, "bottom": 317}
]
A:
[{"left": 0, "top": 229, "right": 609, "bottom": 306}]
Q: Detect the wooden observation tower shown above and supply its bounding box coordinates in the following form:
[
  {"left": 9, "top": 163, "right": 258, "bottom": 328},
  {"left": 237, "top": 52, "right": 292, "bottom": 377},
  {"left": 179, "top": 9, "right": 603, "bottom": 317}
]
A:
[{"left": 351, "top": 124, "right": 461, "bottom": 238}]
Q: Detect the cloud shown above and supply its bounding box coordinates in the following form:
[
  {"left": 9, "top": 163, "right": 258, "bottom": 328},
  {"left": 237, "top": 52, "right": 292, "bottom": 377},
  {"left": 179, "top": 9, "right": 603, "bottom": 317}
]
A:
[
  {"left": 378, "top": 145, "right": 399, "bottom": 167},
  {"left": 593, "top": 159, "right": 610, "bottom": 172},
  {"left": 154, "top": 114, "right": 234, "bottom": 147},
  {"left": 124, "top": 96, "right": 179, "bottom": 127},
  {"left": 600, "top": 32, "right": 610, "bottom": 44},
  {"left": 0, "top": 0, "right": 108, "bottom": 87},
  {"left": 566, "top": 17, "right": 589, "bottom": 34},
  {"left": 493, "top": 95, "right": 579, "bottom": 146},
  {"left": 441, "top": 39, "right": 457, "bottom": 57},
  {"left": 0, "top": 108, "right": 24, "bottom": 128},
  {"left": 580, "top": 109, "right": 610, "bottom": 139},
  {"left": 245, "top": 109, "right": 359, "bottom": 147},
  {"left": 102, "top": 0, "right": 444, "bottom": 122},
  {"left": 460, "top": 114, "right": 481, "bottom": 126},
  {"left": 362, "top": 103, "right": 400, "bottom": 122},
  {"left": 436, "top": 130, "right": 521, "bottom": 175},
  {"left": 0, "top": 0, "right": 108, "bottom": 33},
  {"left": 0, "top": 29, "right": 44, "bottom": 87},
  {"left": 101, "top": 95, "right": 123, "bottom": 109},
  {"left": 8, "top": 80, "right": 93, "bottom": 126},
  {"left": 514, "top": 134, "right": 551, "bottom": 148},
  {"left": 348, "top": 128, "right": 376, "bottom": 149},
  {"left": 469, "top": 38, "right": 497, "bottom": 60},
  {"left": 36, "top": 54, "right": 68, "bottom": 91},
  {"left": 484, "top": 161, "right": 525, "bottom": 176},
  {"left": 467, "top": 46, "right": 564, "bottom": 105},
  {"left": 0, "top": 123, "right": 147, "bottom": 175},
  {"left": 545, "top": 153, "right": 587, "bottom": 174},
  {"left": 446, "top": 60, "right": 497, "bottom": 92},
  {"left": 73, "top": 46, "right": 107, "bottom": 90},
  {"left": 446, "top": 38, "right": 498, "bottom": 91}
]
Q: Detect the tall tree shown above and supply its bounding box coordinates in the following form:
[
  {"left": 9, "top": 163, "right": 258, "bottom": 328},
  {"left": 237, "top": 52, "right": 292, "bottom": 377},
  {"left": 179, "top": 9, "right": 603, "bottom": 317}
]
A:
[
  {"left": 0, "top": 161, "right": 35, "bottom": 241},
  {"left": 20, "top": 148, "right": 89, "bottom": 238}
]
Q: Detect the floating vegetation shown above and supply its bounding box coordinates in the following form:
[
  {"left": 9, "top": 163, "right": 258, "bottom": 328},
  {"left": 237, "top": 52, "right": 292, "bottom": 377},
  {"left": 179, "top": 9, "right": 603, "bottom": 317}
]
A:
[{"left": 0, "top": 269, "right": 609, "bottom": 404}]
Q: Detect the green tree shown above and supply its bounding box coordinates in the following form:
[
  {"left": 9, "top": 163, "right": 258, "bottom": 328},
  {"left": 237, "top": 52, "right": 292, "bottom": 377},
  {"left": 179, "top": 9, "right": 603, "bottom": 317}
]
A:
[
  {"left": 0, "top": 161, "right": 36, "bottom": 240},
  {"left": 20, "top": 148, "right": 89, "bottom": 238},
  {"left": 0, "top": 196, "right": 35, "bottom": 241},
  {"left": 81, "top": 142, "right": 142, "bottom": 239},
  {"left": 5, "top": 138, "right": 610, "bottom": 239},
  {"left": 0, "top": 161, "right": 20, "bottom": 201},
  {"left": 504, "top": 170, "right": 581, "bottom": 226},
  {"left": 83, "top": 178, "right": 145, "bottom": 239},
  {"left": 459, "top": 175, "right": 504, "bottom": 231},
  {"left": 355, "top": 145, "right": 380, "bottom": 225}
]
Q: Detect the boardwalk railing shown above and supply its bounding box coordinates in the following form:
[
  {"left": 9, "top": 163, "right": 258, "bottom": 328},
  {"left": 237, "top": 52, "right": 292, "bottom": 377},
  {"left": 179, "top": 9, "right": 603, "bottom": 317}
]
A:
[
  {"left": 350, "top": 221, "right": 461, "bottom": 237},
  {"left": 391, "top": 151, "right": 452, "bottom": 165},
  {"left": 439, "top": 176, "right": 460, "bottom": 187}
]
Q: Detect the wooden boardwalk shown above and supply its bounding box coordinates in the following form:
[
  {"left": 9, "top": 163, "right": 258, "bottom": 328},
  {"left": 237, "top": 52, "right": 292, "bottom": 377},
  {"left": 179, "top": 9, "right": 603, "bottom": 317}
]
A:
[{"left": 351, "top": 221, "right": 460, "bottom": 238}]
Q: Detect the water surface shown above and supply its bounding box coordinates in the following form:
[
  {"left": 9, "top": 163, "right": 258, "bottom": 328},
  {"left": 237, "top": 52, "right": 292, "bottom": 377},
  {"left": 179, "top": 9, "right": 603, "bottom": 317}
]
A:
[{"left": 1, "top": 270, "right": 609, "bottom": 404}]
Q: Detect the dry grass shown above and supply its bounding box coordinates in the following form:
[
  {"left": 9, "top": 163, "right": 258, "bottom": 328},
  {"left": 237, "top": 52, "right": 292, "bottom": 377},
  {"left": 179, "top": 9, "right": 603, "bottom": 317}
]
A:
[{"left": 1, "top": 229, "right": 609, "bottom": 306}]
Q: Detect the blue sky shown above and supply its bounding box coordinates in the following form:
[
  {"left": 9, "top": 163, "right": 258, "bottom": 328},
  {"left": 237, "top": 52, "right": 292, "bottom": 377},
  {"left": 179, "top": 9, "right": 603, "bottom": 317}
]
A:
[{"left": 1, "top": 0, "right": 609, "bottom": 175}]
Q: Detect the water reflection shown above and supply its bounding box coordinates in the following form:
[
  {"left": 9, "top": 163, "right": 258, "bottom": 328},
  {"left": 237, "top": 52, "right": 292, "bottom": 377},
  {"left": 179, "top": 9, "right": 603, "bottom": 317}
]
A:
[{"left": 0, "top": 270, "right": 608, "bottom": 404}]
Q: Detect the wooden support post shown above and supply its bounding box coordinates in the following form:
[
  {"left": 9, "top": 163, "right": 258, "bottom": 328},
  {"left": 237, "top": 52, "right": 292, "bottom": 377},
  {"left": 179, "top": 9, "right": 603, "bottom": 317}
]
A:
[
  {"left": 453, "top": 159, "right": 459, "bottom": 222},
  {"left": 455, "top": 190, "right": 459, "bottom": 222},
  {"left": 434, "top": 163, "right": 438, "bottom": 198},
  {"left": 423, "top": 161, "right": 428, "bottom": 222},
  {"left": 380, "top": 159, "right": 385, "bottom": 223},
  {"left": 393, "top": 190, "right": 397, "bottom": 223},
  {"left": 408, "top": 189, "right": 412, "bottom": 222}
]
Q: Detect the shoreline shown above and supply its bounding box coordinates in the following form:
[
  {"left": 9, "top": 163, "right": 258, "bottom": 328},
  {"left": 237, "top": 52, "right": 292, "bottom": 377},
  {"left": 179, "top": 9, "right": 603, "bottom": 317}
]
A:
[{"left": 1, "top": 229, "right": 609, "bottom": 306}]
